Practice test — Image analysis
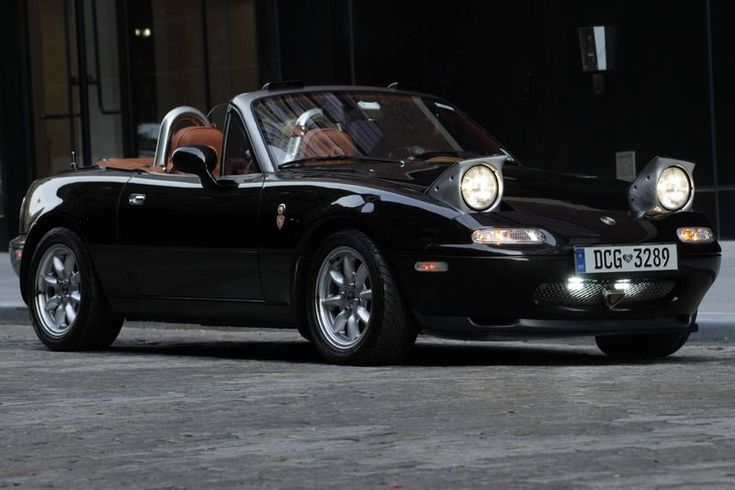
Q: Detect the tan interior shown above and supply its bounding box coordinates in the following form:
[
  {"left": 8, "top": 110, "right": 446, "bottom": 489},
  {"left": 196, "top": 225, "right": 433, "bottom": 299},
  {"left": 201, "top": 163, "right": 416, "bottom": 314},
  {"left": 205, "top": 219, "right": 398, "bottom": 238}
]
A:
[
  {"left": 96, "top": 125, "right": 223, "bottom": 175},
  {"left": 98, "top": 157, "right": 162, "bottom": 172},
  {"left": 298, "top": 128, "right": 356, "bottom": 159},
  {"left": 167, "top": 126, "right": 224, "bottom": 175}
]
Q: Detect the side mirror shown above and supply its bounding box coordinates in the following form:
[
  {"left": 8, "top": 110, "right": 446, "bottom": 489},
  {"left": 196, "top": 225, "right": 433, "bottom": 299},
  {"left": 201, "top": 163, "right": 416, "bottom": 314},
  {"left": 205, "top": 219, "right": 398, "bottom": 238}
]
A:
[
  {"left": 172, "top": 145, "right": 217, "bottom": 175},
  {"left": 171, "top": 145, "right": 236, "bottom": 190}
]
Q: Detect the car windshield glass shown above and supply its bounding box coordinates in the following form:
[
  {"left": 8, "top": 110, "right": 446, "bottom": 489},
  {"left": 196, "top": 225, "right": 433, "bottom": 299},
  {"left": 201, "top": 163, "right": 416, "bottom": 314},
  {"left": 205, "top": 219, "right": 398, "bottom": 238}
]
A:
[{"left": 252, "top": 91, "right": 504, "bottom": 167}]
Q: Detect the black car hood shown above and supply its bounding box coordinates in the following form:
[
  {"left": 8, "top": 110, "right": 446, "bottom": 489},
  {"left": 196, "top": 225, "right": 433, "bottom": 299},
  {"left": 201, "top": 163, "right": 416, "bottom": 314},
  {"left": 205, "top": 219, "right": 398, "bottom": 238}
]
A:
[{"left": 286, "top": 161, "right": 630, "bottom": 211}]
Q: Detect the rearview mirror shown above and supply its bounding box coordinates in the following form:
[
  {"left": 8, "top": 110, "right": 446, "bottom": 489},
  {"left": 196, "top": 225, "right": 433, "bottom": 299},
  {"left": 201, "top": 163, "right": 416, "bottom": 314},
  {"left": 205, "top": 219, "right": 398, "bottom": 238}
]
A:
[{"left": 171, "top": 145, "right": 236, "bottom": 190}]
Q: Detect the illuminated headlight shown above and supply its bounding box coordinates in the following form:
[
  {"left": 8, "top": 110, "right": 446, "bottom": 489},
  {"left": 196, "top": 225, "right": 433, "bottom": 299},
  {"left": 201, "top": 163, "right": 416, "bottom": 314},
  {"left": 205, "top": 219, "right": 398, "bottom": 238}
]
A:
[
  {"left": 656, "top": 166, "right": 692, "bottom": 211},
  {"left": 472, "top": 227, "right": 547, "bottom": 245},
  {"left": 461, "top": 165, "right": 499, "bottom": 211},
  {"left": 677, "top": 227, "right": 714, "bottom": 243}
]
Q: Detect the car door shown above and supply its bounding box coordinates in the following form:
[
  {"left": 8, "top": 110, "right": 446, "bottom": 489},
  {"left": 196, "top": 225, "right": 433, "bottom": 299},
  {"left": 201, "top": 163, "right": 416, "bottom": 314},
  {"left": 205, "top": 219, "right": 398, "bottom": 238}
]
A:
[{"left": 117, "top": 111, "right": 264, "bottom": 305}]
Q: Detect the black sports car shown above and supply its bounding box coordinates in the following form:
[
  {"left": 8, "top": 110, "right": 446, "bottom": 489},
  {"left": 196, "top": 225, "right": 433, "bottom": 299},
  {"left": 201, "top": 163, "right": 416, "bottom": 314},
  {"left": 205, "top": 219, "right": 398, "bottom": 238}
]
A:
[{"left": 10, "top": 83, "right": 721, "bottom": 364}]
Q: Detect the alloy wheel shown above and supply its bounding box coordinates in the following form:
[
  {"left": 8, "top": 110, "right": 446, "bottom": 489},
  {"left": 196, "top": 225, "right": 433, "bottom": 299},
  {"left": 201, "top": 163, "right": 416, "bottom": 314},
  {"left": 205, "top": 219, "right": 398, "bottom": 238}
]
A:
[
  {"left": 33, "top": 244, "right": 81, "bottom": 338},
  {"left": 314, "top": 246, "right": 373, "bottom": 349}
]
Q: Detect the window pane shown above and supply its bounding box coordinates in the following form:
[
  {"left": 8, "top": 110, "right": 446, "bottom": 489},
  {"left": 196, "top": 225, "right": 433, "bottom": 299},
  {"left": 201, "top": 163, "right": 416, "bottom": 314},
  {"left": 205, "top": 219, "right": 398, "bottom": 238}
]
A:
[
  {"left": 223, "top": 115, "right": 258, "bottom": 175},
  {"left": 129, "top": 0, "right": 259, "bottom": 156}
]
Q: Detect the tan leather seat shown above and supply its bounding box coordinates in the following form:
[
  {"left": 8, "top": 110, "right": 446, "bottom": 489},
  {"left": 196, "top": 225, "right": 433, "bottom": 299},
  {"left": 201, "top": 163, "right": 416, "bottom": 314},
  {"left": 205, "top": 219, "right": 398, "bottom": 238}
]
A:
[
  {"left": 167, "top": 126, "right": 224, "bottom": 175},
  {"left": 98, "top": 157, "right": 159, "bottom": 172},
  {"left": 298, "top": 128, "right": 356, "bottom": 159}
]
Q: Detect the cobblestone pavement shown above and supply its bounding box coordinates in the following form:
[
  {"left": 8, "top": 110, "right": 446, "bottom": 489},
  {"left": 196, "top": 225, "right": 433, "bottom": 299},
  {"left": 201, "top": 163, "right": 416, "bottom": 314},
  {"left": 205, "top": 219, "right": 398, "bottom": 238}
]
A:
[{"left": 1, "top": 323, "right": 735, "bottom": 489}]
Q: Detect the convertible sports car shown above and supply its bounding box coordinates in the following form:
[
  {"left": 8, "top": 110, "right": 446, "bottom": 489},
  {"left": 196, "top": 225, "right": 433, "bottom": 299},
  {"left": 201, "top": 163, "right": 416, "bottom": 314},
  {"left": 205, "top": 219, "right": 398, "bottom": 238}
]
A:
[{"left": 10, "top": 82, "right": 720, "bottom": 364}]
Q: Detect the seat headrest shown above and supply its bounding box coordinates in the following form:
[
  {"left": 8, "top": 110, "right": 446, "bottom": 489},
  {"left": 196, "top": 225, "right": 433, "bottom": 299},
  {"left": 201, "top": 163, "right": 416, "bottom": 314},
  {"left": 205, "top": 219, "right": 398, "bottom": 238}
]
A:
[
  {"left": 168, "top": 126, "right": 223, "bottom": 175},
  {"left": 298, "top": 128, "right": 356, "bottom": 159},
  {"left": 171, "top": 126, "right": 223, "bottom": 154}
]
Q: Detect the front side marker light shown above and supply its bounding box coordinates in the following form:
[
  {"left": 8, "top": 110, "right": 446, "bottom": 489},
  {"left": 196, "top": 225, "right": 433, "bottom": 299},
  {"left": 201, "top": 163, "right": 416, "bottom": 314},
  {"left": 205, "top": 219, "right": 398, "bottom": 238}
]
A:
[
  {"left": 472, "top": 227, "right": 547, "bottom": 245},
  {"left": 414, "top": 261, "right": 449, "bottom": 272},
  {"left": 677, "top": 227, "right": 714, "bottom": 244}
]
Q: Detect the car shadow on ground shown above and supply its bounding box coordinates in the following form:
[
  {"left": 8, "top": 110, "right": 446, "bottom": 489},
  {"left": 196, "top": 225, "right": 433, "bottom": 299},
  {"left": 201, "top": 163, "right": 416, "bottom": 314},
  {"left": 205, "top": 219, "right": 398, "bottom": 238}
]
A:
[{"left": 104, "top": 336, "right": 707, "bottom": 367}]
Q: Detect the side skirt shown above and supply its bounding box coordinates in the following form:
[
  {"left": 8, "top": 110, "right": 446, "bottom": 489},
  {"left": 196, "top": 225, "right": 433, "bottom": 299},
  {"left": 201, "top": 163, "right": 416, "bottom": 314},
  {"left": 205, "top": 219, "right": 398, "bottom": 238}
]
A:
[{"left": 112, "top": 298, "right": 299, "bottom": 328}]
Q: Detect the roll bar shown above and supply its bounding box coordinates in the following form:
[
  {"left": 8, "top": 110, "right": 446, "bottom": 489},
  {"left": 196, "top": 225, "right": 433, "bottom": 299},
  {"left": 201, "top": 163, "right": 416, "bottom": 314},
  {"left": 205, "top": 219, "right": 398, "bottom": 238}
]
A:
[{"left": 153, "top": 106, "right": 209, "bottom": 168}]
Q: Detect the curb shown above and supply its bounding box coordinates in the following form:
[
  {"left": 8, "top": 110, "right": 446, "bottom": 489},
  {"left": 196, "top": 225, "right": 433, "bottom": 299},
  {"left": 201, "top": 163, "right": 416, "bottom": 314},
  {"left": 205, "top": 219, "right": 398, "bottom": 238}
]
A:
[
  {"left": 0, "top": 306, "right": 29, "bottom": 325},
  {"left": 690, "top": 314, "right": 735, "bottom": 344}
]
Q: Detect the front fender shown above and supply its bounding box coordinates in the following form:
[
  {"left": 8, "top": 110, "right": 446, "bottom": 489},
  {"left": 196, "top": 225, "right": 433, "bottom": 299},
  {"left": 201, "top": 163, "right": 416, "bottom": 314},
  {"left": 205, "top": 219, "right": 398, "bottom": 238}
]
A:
[
  {"left": 257, "top": 175, "right": 464, "bottom": 307},
  {"left": 17, "top": 171, "right": 131, "bottom": 303}
]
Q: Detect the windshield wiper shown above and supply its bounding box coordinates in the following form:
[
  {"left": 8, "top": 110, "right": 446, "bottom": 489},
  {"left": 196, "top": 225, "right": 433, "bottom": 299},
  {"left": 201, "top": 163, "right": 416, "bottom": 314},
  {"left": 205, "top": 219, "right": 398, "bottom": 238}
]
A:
[
  {"left": 408, "top": 149, "right": 520, "bottom": 164},
  {"left": 407, "top": 150, "right": 478, "bottom": 161},
  {"left": 279, "top": 155, "right": 404, "bottom": 169}
]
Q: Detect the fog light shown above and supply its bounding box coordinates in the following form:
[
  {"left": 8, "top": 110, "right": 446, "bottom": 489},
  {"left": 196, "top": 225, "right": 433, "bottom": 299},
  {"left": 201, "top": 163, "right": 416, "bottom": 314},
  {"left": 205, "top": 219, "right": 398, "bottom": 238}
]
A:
[
  {"left": 677, "top": 227, "right": 714, "bottom": 244},
  {"left": 414, "top": 261, "right": 448, "bottom": 272},
  {"left": 614, "top": 280, "right": 631, "bottom": 291},
  {"left": 567, "top": 277, "right": 584, "bottom": 291},
  {"left": 472, "top": 227, "right": 546, "bottom": 245}
]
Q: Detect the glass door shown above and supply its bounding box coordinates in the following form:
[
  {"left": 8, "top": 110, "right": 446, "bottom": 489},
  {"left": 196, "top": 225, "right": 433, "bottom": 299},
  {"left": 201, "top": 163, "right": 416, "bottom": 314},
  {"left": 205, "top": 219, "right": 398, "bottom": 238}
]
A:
[
  {"left": 122, "top": 0, "right": 260, "bottom": 156},
  {"left": 26, "top": 0, "right": 259, "bottom": 177},
  {"left": 27, "top": 0, "right": 124, "bottom": 174}
]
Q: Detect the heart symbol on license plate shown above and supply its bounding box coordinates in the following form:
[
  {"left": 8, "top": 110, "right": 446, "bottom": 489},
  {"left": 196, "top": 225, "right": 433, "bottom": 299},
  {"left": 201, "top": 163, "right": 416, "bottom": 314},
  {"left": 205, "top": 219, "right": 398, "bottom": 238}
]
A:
[{"left": 623, "top": 254, "right": 633, "bottom": 263}]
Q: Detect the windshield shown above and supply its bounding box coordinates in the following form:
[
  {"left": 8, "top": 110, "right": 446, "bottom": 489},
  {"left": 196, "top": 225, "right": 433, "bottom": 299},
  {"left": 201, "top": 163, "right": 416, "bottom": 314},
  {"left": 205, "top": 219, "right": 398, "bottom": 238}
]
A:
[{"left": 252, "top": 91, "right": 504, "bottom": 167}]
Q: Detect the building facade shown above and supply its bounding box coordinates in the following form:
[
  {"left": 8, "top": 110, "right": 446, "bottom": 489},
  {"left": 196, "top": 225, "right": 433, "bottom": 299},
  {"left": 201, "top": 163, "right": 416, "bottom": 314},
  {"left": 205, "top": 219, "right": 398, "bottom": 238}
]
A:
[{"left": 1, "top": 0, "right": 733, "bottom": 250}]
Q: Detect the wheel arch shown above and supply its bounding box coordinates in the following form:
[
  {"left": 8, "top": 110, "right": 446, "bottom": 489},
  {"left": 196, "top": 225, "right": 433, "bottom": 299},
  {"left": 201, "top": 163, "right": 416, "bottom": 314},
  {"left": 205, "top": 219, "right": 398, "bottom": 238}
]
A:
[
  {"left": 290, "top": 214, "right": 405, "bottom": 323},
  {"left": 296, "top": 215, "right": 387, "bottom": 256},
  {"left": 20, "top": 214, "right": 89, "bottom": 303}
]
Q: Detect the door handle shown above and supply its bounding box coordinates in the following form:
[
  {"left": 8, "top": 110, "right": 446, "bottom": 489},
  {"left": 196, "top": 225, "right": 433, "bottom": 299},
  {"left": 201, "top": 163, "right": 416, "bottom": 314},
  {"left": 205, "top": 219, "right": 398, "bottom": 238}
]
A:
[{"left": 128, "top": 193, "right": 146, "bottom": 206}]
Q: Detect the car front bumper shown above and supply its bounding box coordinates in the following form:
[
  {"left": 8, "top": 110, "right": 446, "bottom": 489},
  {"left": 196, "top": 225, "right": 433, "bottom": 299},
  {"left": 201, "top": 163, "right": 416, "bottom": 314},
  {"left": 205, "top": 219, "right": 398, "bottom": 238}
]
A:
[
  {"left": 413, "top": 313, "right": 697, "bottom": 340},
  {"left": 9, "top": 235, "right": 25, "bottom": 276},
  {"left": 394, "top": 251, "right": 720, "bottom": 338}
]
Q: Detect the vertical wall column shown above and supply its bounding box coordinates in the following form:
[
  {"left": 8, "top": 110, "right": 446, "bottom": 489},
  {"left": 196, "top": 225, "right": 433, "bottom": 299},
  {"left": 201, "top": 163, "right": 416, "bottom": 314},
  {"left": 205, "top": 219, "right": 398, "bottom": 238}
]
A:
[
  {"left": 74, "top": 0, "right": 92, "bottom": 166},
  {"left": 0, "top": 0, "right": 36, "bottom": 249}
]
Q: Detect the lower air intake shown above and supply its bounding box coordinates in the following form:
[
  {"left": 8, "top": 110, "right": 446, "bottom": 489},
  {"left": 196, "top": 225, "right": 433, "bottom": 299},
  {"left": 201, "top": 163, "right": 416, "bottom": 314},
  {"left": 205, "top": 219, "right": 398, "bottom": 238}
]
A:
[{"left": 533, "top": 279, "right": 676, "bottom": 309}]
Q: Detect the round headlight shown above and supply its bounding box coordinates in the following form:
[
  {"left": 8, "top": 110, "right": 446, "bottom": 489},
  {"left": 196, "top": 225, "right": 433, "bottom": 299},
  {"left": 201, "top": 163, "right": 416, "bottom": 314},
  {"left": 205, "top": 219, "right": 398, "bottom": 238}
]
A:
[
  {"left": 460, "top": 165, "right": 498, "bottom": 210},
  {"left": 656, "top": 166, "right": 692, "bottom": 211}
]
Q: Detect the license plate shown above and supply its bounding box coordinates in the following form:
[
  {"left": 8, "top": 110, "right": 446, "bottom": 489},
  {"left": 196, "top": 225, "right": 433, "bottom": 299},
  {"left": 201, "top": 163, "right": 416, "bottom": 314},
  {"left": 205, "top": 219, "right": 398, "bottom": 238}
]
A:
[{"left": 574, "top": 244, "right": 678, "bottom": 274}]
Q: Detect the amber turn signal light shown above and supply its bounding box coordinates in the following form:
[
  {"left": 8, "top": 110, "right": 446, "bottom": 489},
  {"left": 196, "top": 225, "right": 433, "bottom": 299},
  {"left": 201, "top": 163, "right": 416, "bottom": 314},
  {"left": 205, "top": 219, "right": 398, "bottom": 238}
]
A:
[
  {"left": 414, "top": 261, "right": 449, "bottom": 272},
  {"left": 676, "top": 227, "right": 714, "bottom": 244}
]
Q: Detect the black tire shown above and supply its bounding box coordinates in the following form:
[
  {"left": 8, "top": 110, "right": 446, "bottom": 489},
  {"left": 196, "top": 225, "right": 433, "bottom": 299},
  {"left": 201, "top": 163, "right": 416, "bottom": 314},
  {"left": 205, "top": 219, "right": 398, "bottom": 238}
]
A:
[
  {"left": 27, "top": 227, "right": 124, "bottom": 351},
  {"left": 297, "top": 324, "right": 312, "bottom": 342},
  {"left": 595, "top": 331, "right": 690, "bottom": 359},
  {"left": 306, "top": 229, "right": 417, "bottom": 365}
]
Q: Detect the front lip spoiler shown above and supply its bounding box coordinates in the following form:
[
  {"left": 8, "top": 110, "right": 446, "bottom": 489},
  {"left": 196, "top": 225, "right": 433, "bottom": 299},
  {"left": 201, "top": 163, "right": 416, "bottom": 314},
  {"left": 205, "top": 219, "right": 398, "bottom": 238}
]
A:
[
  {"left": 415, "top": 312, "right": 696, "bottom": 341},
  {"left": 9, "top": 235, "right": 25, "bottom": 276}
]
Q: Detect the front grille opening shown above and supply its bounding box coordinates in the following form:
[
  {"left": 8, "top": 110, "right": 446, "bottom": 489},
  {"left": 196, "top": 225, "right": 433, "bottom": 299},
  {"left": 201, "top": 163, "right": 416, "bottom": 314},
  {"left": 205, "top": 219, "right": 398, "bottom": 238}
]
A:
[{"left": 533, "top": 279, "right": 676, "bottom": 309}]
